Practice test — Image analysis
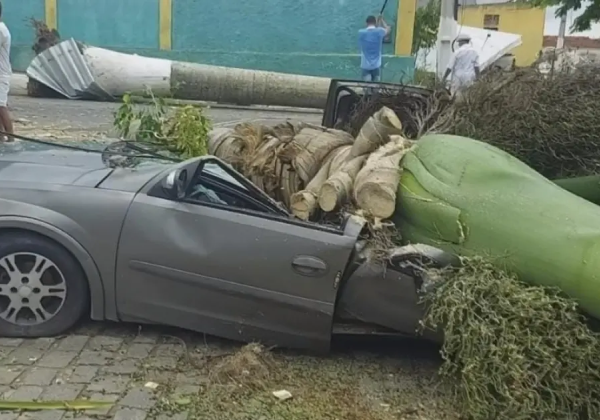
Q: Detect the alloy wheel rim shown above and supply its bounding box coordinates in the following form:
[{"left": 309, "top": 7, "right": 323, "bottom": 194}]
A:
[{"left": 0, "top": 252, "right": 67, "bottom": 325}]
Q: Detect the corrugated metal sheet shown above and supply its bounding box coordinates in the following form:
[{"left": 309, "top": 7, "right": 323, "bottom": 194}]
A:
[{"left": 26, "top": 38, "right": 113, "bottom": 100}]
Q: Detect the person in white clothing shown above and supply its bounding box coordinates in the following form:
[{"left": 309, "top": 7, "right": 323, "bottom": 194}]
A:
[
  {"left": 0, "top": 2, "right": 13, "bottom": 142},
  {"left": 442, "top": 33, "right": 480, "bottom": 99}
]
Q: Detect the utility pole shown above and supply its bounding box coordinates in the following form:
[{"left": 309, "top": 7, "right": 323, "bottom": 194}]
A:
[{"left": 437, "top": 0, "right": 457, "bottom": 79}]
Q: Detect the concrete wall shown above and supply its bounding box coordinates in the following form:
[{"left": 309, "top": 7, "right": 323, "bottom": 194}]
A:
[
  {"left": 5, "top": 0, "right": 417, "bottom": 82},
  {"left": 458, "top": 4, "right": 545, "bottom": 66}
]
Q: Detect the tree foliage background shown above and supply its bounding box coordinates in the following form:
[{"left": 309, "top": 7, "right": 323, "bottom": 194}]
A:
[
  {"left": 412, "top": 0, "right": 441, "bottom": 54},
  {"left": 527, "top": 0, "right": 600, "bottom": 32}
]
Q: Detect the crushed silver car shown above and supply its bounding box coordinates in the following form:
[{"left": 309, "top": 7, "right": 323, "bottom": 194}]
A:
[{"left": 0, "top": 141, "right": 454, "bottom": 351}]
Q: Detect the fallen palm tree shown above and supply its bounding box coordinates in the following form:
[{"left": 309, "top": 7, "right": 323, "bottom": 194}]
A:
[
  {"left": 26, "top": 38, "right": 330, "bottom": 108},
  {"left": 205, "top": 109, "right": 600, "bottom": 420},
  {"left": 113, "top": 73, "right": 600, "bottom": 419}
]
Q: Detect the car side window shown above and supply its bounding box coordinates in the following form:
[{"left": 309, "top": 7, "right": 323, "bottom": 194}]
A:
[{"left": 186, "top": 163, "right": 268, "bottom": 213}]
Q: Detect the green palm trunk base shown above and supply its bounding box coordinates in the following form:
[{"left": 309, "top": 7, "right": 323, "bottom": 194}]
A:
[{"left": 393, "top": 134, "right": 600, "bottom": 318}]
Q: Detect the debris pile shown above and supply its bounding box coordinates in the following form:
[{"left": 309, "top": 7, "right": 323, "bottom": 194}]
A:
[
  {"left": 347, "top": 87, "right": 450, "bottom": 139},
  {"left": 422, "top": 258, "right": 600, "bottom": 420},
  {"left": 433, "top": 67, "right": 600, "bottom": 178},
  {"left": 208, "top": 107, "right": 410, "bottom": 221}
]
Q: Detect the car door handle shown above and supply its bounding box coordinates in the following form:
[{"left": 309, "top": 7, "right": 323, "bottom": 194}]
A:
[{"left": 292, "top": 255, "right": 328, "bottom": 276}]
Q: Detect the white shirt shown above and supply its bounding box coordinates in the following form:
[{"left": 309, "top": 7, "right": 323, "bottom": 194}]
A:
[
  {"left": 0, "top": 22, "right": 11, "bottom": 78},
  {"left": 447, "top": 43, "right": 479, "bottom": 93}
]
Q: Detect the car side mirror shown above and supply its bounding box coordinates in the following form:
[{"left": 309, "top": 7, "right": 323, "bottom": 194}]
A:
[{"left": 163, "top": 168, "right": 189, "bottom": 200}]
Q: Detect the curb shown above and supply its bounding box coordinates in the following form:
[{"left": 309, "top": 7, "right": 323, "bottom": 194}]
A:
[{"left": 129, "top": 96, "right": 323, "bottom": 115}]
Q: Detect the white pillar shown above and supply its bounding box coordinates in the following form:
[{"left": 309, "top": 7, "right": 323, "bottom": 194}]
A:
[{"left": 437, "top": 0, "right": 457, "bottom": 79}]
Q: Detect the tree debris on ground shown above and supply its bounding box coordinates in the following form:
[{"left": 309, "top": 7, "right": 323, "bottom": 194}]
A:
[
  {"left": 112, "top": 92, "right": 211, "bottom": 162},
  {"left": 209, "top": 343, "right": 276, "bottom": 385},
  {"left": 421, "top": 258, "right": 600, "bottom": 420},
  {"left": 350, "top": 67, "right": 600, "bottom": 179},
  {"left": 433, "top": 66, "right": 600, "bottom": 178}
]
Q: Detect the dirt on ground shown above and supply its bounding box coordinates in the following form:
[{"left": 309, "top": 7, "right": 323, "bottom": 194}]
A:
[{"left": 142, "top": 334, "right": 458, "bottom": 420}]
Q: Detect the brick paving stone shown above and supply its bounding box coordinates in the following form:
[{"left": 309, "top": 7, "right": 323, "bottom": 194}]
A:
[
  {"left": 0, "top": 338, "right": 24, "bottom": 347},
  {"left": 17, "top": 411, "right": 64, "bottom": 420},
  {"left": 4, "top": 348, "right": 44, "bottom": 365},
  {"left": 119, "top": 387, "right": 156, "bottom": 409},
  {"left": 124, "top": 344, "right": 154, "bottom": 359},
  {"left": 40, "top": 384, "right": 83, "bottom": 400},
  {"left": 2, "top": 385, "right": 44, "bottom": 400},
  {"left": 112, "top": 408, "right": 147, "bottom": 420},
  {"left": 132, "top": 332, "right": 159, "bottom": 344},
  {"left": 101, "top": 359, "right": 139, "bottom": 375},
  {"left": 80, "top": 393, "right": 119, "bottom": 416},
  {"left": 0, "top": 366, "right": 24, "bottom": 385},
  {"left": 153, "top": 344, "right": 185, "bottom": 358},
  {"left": 87, "top": 336, "right": 124, "bottom": 352},
  {"left": 76, "top": 350, "right": 116, "bottom": 366},
  {"left": 19, "top": 338, "right": 55, "bottom": 352},
  {"left": 37, "top": 351, "right": 78, "bottom": 368},
  {"left": 55, "top": 336, "right": 90, "bottom": 353},
  {"left": 156, "top": 413, "right": 188, "bottom": 420},
  {"left": 0, "top": 346, "right": 15, "bottom": 360},
  {"left": 18, "top": 367, "right": 59, "bottom": 386},
  {"left": 142, "top": 357, "right": 179, "bottom": 370},
  {"left": 86, "top": 374, "right": 130, "bottom": 394},
  {"left": 66, "top": 366, "right": 99, "bottom": 384}
]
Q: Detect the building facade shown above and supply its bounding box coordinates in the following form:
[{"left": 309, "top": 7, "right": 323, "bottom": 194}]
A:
[
  {"left": 457, "top": 2, "right": 545, "bottom": 66},
  {"left": 543, "top": 35, "right": 600, "bottom": 63},
  {"left": 4, "top": 0, "right": 418, "bottom": 82}
]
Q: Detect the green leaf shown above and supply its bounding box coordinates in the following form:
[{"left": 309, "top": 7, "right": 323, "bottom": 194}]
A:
[{"left": 0, "top": 400, "right": 112, "bottom": 411}]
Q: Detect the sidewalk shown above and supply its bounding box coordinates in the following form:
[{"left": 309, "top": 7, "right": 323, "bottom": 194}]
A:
[
  {"left": 8, "top": 73, "right": 322, "bottom": 115},
  {"left": 9, "top": 73, "right": 28, "bottom": 97}
]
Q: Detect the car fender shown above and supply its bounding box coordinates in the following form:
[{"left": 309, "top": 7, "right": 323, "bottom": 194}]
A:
[
  {"left": 336, "top": 244, "right": 457, "bottom": 341},
  {"left": 0, "top": 215, "right": 107, "bottom": 321}
]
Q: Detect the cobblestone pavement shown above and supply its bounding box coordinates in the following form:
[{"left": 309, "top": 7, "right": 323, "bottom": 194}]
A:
[{"left": 0, "top": 321, "right": 245, "bottom": 420}]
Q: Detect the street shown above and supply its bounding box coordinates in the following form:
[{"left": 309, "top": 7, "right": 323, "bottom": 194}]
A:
[
  {"left": 8, "top": 96, "right": 323, "bottom": 141},
  {"left": 0, "top": 96, "right": 454, "bottom": 420}
]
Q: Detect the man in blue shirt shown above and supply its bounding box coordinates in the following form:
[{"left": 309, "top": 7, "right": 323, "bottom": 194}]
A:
[{"left": 358, "top": 15, "right": 390, "bottom": 82}]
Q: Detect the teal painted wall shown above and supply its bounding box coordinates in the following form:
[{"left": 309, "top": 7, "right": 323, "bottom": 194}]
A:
[
  {"left": 5, "top": 0, "right": 415, "bottom": 83},
  {"left": 172, "top": 0, "right": 397, "bottom": 55},
  {"left": 57, "top": 0, "right": 159, "bottom": 49},
  {"left": 4, "top": 0, "right": 45, "bottom": 73}
]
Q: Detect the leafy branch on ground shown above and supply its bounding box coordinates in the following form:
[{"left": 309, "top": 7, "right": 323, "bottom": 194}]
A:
[
  {"left": 113, "top": 91, "right": 211, "bottom": 158},
  {"left": 420, "top": 257, "right": 600, "bottom": 420}
]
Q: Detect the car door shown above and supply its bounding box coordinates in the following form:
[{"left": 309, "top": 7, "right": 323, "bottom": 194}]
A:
[{"left": 115, "top": 158, "right": 362, "bottom": 352}]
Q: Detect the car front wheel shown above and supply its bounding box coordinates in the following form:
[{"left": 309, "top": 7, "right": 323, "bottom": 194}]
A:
[{"left": 0, "top": 232, "right": 89, "bottom": 337}]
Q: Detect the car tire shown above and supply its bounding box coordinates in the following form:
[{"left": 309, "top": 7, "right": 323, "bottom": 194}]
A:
[{"left": 0, "top": 231, "right": 89, "bottom": 337}]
